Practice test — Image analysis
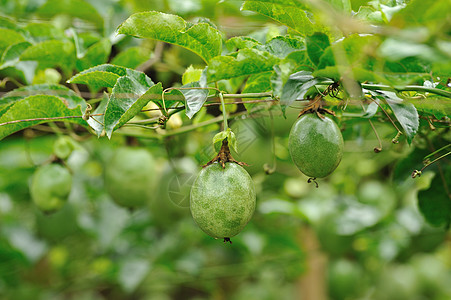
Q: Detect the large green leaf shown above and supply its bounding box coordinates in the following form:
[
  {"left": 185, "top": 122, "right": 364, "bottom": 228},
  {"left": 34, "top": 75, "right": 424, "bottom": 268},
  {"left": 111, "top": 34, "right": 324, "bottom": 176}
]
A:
[
  {"left": 110, "top": 47, "right": 150, "bottom": 69},
  {"left": 104, "top": 75, "right": 155, "bottom": 138},
  {"left": 0, "top": 95, "right": 87, "bottom": 140},
  {"left": 241, "top": 0, "right": 317, "bottom": 35},
  {"left": 37, "top": 0, "right": 103, "bottom": 29},
  {"left": 306, "top": 32, "right": 330, "bottom": 66},
  {"left": 23, "top": 23, "right": 66, "bottom": 43},
  {"left": 418, "top": 170, "right": 451, "bottom": 228},
  {"left": 117, "top": 11, "right": 222, "bottom": 63},
  {"left": 67, "top": 64, "right": 151, "bottom": 90},
  {"left": 0, "top": 84, "right": 86, "bottom": 110},
  {"left": 207, "top": 48, "right": 279, "bottom": 82},
  {"left": 76, "top": 39, "right": 111, "bottom": 72},
  {"left": 20, "top": 40, "right": 76, "bottom": 75}
]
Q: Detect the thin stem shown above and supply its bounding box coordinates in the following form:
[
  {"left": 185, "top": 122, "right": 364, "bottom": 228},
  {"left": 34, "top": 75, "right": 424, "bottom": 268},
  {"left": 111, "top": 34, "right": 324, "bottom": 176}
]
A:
[
  {"left": 413, "top": 151, "right": 451, "bottom": 177},
  {"left": 0, "top": 114, "right": 103, "bottom": 127},
  {"left": 362, "top": 83, "right": 451, "bottom": 98},
  {"left": 219, "top": 92, "right": 228, "bottom": 131}
]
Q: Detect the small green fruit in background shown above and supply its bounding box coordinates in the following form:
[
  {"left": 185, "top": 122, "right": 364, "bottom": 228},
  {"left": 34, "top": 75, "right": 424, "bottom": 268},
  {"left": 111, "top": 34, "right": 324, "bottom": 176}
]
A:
[
  {"left": 53, "top": 136, "right": 78, "bottom": 160},
  {"left": 30, "top": 163, "right": 72, "bottom": 213},
  {"left": 190, "top": 162, "right": 256, "bottom": 240},
  {"left": 288, "top": 113, "right": 343, "bottom": 178},
  {"left": 105, "top": 147, "right": 156, "bottom": 208}
]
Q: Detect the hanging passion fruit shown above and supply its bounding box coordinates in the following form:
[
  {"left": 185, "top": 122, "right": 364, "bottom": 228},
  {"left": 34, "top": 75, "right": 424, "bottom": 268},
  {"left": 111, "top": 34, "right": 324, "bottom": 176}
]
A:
[
  {"left": 190, "top": 162, "right": 256, "bottom": 240},
  {"left": 288, "top": 113, "right": 343, "bottom": 178},
  {"left": 30, "top": 163, "right": 72, "bottom": 213},
  {"left": 104, "top": 147, "right": 156, "bottom": 208}
]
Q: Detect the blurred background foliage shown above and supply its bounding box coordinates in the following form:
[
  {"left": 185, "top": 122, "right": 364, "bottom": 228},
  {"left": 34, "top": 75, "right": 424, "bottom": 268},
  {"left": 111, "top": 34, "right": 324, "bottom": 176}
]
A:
[{"left": 0, "top": 0, "right": 450, "bottom": 299}]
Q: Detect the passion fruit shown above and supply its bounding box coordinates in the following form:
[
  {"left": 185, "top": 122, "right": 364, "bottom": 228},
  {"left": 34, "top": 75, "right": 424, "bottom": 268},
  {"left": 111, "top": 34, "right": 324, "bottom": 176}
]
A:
[
  {"left": 104, "top": 147, "right": 156, "bottom": 208},
  {"left": 288, "top": 113, "right": 343, "bottom": 178},
  {"left": 190, "top": 162, "right": 256, "bottom": 239},
  {"left": 30, "top": 163, "right": 72, "bottom": 213}
]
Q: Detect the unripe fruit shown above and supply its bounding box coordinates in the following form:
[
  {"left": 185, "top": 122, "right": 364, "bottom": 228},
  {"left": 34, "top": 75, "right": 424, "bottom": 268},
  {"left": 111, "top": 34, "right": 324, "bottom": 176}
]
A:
[
  {"left": 190, "top": 162, "right": 256, "bottom": 239},
  {"left": 105, "top": 147, "right": 156, "bottom": 208},
  {"left": 288, "top": 114, "right": 343, "bottom": 178},
  {"left": 30, "top": 163, "right": 72, "bottom": 213}
]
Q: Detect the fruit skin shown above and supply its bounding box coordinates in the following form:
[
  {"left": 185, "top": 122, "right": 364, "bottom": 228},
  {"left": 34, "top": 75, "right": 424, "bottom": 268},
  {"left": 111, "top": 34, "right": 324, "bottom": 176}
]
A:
[
  {"left": 105, "top": 147, "right": 156, "bottom": 208},
  {"left": 30, "top": 163, "right": 72, "bottom": 213},
  {"left": 190, "top": 162, "right": 256, "bottom": 239},
  {"left": 288, "top": 113, "right": 343, "bottom": 178}
]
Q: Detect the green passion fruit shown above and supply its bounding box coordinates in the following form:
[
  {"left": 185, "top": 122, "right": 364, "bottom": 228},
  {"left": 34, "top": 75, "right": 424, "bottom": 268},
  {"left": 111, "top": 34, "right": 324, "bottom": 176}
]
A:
[
  {"left": 288, "top": 113, "right": 343, "bottom": 178},
  {"left": 105, "top": 147, "right": 156, "bottom": 208},
  {"left": 30, "top": 163, "right": 72, "bottom": 213},
  {"left": 190, "top": 162, "right": 256, "bottom": 240}
]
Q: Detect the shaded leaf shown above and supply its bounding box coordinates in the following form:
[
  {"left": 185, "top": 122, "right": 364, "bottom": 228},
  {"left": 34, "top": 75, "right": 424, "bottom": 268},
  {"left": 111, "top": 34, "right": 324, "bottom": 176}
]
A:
[
  {"left": 20, "top": 40, "right": 76, "bottom": 75},
  {"left": 87, "top": 93, "right": 108, "bottom": 137},
  {"left": 207, "top": 48, "right": 279, "bottom": 82},
  {"left": 0, "top": 95, "right": 87, "bottom": 140},
  {"left": 243, "top": 72, "right": 273, "bottom": 111},
  {"left": 117, "top": 11, "right": 222, "bottom": 63},
  {"left": 241, "top": 0, "right": 317, "bottom": 35},
  {"left": 110, "top": 46, "right": 150, "bottom": 69},
  {"left": 264, "top": 36, "right": 304, "bottom": 58},
  {"left": 76, "top": 38, "right": 111, "bottom": 71},
  {"left": 382, "top": 91, "right": 419, "bottom": 144},
  {"left": 281, "top": 71, "right": 327, "bottom": 107},
  {"left": 23, "top": 23, "right": 65, "bottom": 43},
  {"left": 0, "top": 28, "right": 26, "bottom": 57},
  {"left": 418, "top": 171, "right": 451, "bottom": 227},
  {"left": 104, "top": 75, "right": 154, "bottom": 138},
  {"left": 181, "top": 69, "right": 208, "bottom": 119},
  {"left": 37, "top": 0, "right": 103, "bottom": 29},
  {"left": 306, "top": 32, "right": 330, "bottom": 66}
]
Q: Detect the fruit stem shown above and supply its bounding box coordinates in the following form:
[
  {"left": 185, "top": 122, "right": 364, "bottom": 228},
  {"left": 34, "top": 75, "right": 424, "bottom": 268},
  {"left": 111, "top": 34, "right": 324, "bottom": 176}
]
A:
[{"left": 219, "top": 92, "right": 228, "bottom": 131}]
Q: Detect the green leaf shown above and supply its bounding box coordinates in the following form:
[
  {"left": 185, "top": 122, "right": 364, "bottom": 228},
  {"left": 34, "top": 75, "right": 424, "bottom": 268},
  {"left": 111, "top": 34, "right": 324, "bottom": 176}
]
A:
[
  {"left": 68, "top": 64, "right": 150, "bottom": 90},
  {"left": 117, "top": 11, "right": 222, "bottom": 63},
  {"left": 181, "top": 68, "right": 208, "bottom": 119},
  {"left": 76, "top": 39, "right": 111, "bottom": 72},
  {"left": 182, "top": 65, "right": 204, "bottom": 85},
  {"left": 37, "top": 0, "right": 103, "bottom": 29},
  {"left": 0, "top": 28, "right": 26, "bottom": 57},
  {"left": 264, "top": 36, "right": 305, "bottom": 58},
  {"left": 326, "top": 0, "right": 351, "bottom": 13},
  {"left": 110, "top": 47, "right": 150, "bottom": 69},
  {"left": 383, "top": 91, "right": 419, "bottom": 144},
  {"left": 281, "top": 71, "right": 327, "bottom": 107},
  {"left": 23, "top": 23, "right": 65, "bottom": 43},
  {"left": 241, "top": 0, "right": 317, "bottom": 35},
  {"left": 207, "top": 48, "right": 279, "bottom": 82},
  {"left": 306, "top": 32, "right": 330, "bottom": 66},
  {"left": 418, "top": 171, "right": 451, "bottom": 227},
  {"left": 362, "top": 100, "right": 379, "bottom": 118},
  {"left": 242, "top": 72, "right": 273, "bottom": 111},
  {"left": 0, "top": 95, "right": 87, "bottom": 140},
  {"left": 409, "top": 96, "right": 449, "bottom": 120},
  {"left": 20, "top": 40, "right": 76, "bottom": 75},
  {"left": 0, "top": 42, "right": 31, "bottom": 69},
  {"left": 87, "top": 93, "right": 108, "bottom": 137},
  {"left": 0, "top": 84, "right": 86, "bottom": 110},
  {"left": 225, "top": 36, "right": 261, "bottom": 51},
  {"left": 104, "top": 75, "right": 155, "bottom": 138},
  {"left": 227, "top": 129, "right": 238, "bottom": 153},
  {"left": 213, "top": 130, "right": 228, "bottom": 145}
]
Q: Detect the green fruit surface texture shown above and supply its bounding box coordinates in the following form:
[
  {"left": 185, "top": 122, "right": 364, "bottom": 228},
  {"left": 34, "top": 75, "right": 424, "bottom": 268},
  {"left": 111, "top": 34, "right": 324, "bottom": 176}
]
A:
[
  {"left": 30, "top": 163, "right": 72, "bottom": 212},
  {"left": 105, "top": 147, "right": 156, "bottom": 208},
  {"left": 190, "top": 162, "right": 256, "bottom": 239},
  {"left": 288, "top": 113, "right": 343, "bottom": 178}
]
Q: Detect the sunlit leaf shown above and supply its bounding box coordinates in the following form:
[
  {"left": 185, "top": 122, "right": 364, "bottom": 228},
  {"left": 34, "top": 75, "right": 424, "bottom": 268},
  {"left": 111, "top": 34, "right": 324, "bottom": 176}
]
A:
[
  {"left": 0, "top": 95, "right": 87, "bottom": 140},
  {"left": 207, "top": 48, "right": 279, "bottom": 81},
  {"left": 117, "top": 11, "right": 222, "bottom": 63}
]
